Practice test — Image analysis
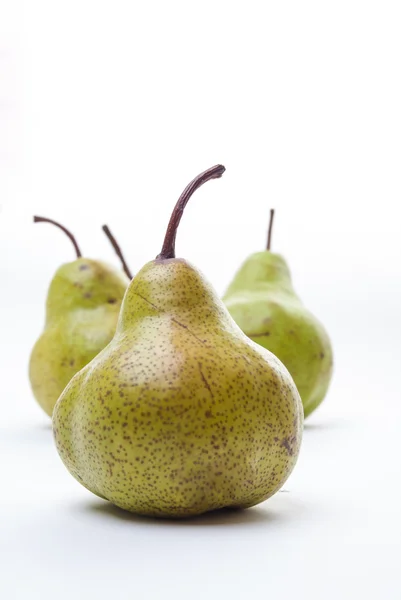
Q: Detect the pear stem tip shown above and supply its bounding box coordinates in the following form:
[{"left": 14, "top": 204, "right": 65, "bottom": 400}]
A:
[
  {"left": 157, "top": 164, "right": 226, "bottom": 260},
  {"left": 33, "top": 215, "right": 82, "bottom": 258},
  {"left": 266, "top": 209, "right": 275, "bottom": 251},
  {"left": 102, "top": 225, "right": 133, "bottom": 280}
]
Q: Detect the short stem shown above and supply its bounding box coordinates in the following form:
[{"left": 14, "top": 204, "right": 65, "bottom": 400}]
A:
[
  {"left": 266, "top": 209, "right": 275, "bottom": 251},
  {"left": 157, "top": 164, "right": 225, "bottom": 260},
  {"left": 102, "top": 225, "right": 133, "bottom": 280},
  {"left": 33, "top": 216, "right": 82, "bottom": 258}
]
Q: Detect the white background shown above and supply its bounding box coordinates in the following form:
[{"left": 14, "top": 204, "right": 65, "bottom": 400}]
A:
[{"left": 1, "top": 1, "right": 401, "bottom": 598}]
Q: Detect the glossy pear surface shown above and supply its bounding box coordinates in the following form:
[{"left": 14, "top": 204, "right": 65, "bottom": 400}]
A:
[
  {"left": 53, "top": 259, "right": 303, "bottom": 518},
  {"left": 224, "top": 252, "right": 333, "bottom": 417},
  {"left": 30, "top": 258, "right": 129, "bottom": 416}
]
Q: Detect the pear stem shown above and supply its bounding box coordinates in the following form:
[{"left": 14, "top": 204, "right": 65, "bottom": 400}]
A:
[
  {"left": 102, "top": 225, "right": 133, "bottom": 280},
  {"left": 266, "top": 209, "right": 275, "bottom": 251},
  {"left": 157, "top": 164, "right": 226, "bottom": 260},
  {"left": 33, "top": 216, "right": 82, "bottom": 258}
]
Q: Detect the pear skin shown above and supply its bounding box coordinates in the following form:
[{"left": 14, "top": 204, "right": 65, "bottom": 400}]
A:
[
  {"left": 53, "top": 166, "right": 303, "bottom": 518},
  {"left": 223, "top": 214, "right": 333, "bottom": 418}
]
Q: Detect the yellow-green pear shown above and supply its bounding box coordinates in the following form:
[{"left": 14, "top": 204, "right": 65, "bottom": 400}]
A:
[
  {"left": 29, "top": 217, "right": 132, "bottom": 417},
  {"left": 53, "top": 167, "right": 303, "bottom": 518},
  {"left": 224, "top": 210, "right": 333, "bottom": 418}
]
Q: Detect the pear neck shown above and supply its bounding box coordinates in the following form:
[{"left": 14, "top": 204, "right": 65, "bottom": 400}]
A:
[
  {"left": 45, "top": 258, "right": 127, "bottom": 324},
  {"left": 234, "top": 252, "right": 294, "bottom": 292},
  {"left": 116, "top": 258, "right": 231, "bottom": 334}
]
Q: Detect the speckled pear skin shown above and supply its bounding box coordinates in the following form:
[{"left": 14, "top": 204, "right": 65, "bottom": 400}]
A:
[
  {"left": 30, "top": 258, "right": 129, "bottom": 417},
  {"left": 223, "top": 252, "right": 333, "bottom": 418},
  {"left": 53, "top": 258, "right": 303, "bottom": 518}
]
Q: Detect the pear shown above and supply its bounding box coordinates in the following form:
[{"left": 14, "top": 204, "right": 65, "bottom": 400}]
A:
[
  {"left": 53, "top": 166, "right": 303, "bottom": 518},
  {"left": 224, "top": 210, "right": 333, "bottom": 418},
  {"left": 29, "top": 217, "right": 131, "bottom": 417}
]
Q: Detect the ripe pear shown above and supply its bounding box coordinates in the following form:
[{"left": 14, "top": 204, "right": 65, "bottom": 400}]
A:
[
  {"left": 53, "top": 166, "right": 303, "bottom": 519},
  {"left": 224, "top": 210, "right": 333, "bottom": 418},
  {"left": 29, "top": 218, "right": 132, "bottom": 417}
]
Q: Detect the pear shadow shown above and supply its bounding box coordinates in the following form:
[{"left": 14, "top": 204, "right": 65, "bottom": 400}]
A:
[
  {"left": 80, "top": 499, "right": 286, "bottom": 527},
  {"left": 2, "top": 420, "right": 53, "bottom": 445},
  {"left": 304, "top": 418, "right": 349, "bottom": 432},
  {"left": 35, "top": 421, "right": 52, "bottom": 431}
]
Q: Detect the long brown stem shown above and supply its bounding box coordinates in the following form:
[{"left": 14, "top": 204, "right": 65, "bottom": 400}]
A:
[
  {"left": 157, "top": 164, "right": 226, "bottom": 260},
  {"left": 266, "top": 209, "right": 275, "bottom": 251},
  {"left": 102, "top": 225, "right": 133, "bottom": 279},
  {"left": 33, "top": 216, "right": 82, "bottom": 258}
]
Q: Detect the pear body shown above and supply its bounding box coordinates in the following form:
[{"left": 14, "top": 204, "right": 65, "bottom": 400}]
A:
[
  {"left": 53, "top": 259, "right": 303, "bottom": 518},
  {"left": 30, "top": 258, "right": 129, "bottom": 416},
  {"left": 223, "top": 252, "right": 333, "bottom": 418}
]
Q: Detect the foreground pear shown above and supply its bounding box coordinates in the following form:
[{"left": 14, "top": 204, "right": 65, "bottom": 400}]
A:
[
  {"left": 53, "top": 167, "right": 303, "bottom": 518},
  {"left": 224, "top": 210, "right": 333, "bottom": 418},
  {"left": 29, "top": 218, "right": 131, "bottom": 417}
]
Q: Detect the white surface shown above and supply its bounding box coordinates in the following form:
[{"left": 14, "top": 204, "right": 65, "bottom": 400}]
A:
[{"left": 1, "top": 1, "right": 401, "bottom": 599}]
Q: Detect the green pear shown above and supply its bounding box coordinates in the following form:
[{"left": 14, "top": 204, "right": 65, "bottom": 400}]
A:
[
  {"left": 29, "top": 217, "right": 132, "bottom": 417},
  {"left": 223, "top": 210, "right": 333, "bottom": 418},
  {"left": 53, "top": 166, "right": 303, "bottom": 519}
]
